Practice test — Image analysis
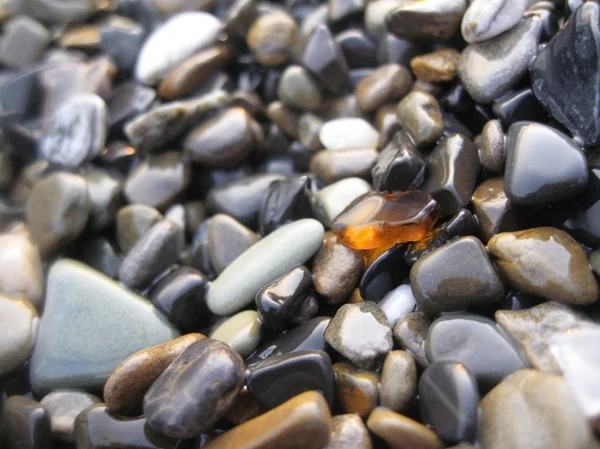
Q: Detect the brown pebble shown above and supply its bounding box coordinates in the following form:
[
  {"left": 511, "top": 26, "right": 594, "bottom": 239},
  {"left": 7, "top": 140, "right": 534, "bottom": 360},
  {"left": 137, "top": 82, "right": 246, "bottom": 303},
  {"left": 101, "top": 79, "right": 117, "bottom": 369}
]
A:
[
  {"left": 267, "top": 101, "right": 300, "bottom": 138},
  {"left": 333, "top": 362, "right": 379, "bottom": 419},
  {"left": 380, "top": 350, "right": 417, "bottom": 412},
  {"left": 392, "top": 312, "right": 430, "bottom": 368},
  {"left": 58, "top": 25, "right": 101, "bottom": 51},
  {"left": 356, "top": 64, "right": 413, "bottom": 112},
  {"left": 410, "top": 48, "right": 460, "bottom": 82},
  {"left": 103, "top": 333, "right": 206, "bottom": 416},
  {"left": 366, "top": 408, "right": 444, "bottom": 449},
  {"left": 223, "top": 389, "right": 265, "bottom": 426},
  {"left": 247, "top": 12, "right": 297, "bottom": 66},
  {"left": 325, "top": 414, "right": 372, "bottom": 449}
]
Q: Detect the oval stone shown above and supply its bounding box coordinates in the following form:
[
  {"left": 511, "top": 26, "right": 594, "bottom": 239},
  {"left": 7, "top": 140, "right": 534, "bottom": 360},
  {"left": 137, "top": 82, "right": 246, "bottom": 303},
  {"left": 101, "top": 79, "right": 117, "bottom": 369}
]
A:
[
  {"left": 211, "top": 310, "right": 262, "bottom": 357},
  {"left": 319, "top": 118, "right": 379, "bottom": 150},
  {"left": 0, "top": 295, "right": 38, "bottom": 377}
]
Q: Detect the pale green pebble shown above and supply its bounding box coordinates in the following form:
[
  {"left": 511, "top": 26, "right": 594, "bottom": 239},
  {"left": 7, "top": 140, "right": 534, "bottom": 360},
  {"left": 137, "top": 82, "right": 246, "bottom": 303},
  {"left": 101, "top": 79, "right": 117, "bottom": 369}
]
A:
[{"left": 211, "top": 310, "right": 262, "bottom": 357}]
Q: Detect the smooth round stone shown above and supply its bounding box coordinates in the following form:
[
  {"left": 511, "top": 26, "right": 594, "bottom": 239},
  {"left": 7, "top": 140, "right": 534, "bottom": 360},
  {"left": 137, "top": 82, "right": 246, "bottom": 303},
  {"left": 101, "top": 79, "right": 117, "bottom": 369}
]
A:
[
  {"left": 504, "top": 122, "right": 589, "bottom": 206},
  {"left": 496, "top": 302, "right": 593, "bottom": 374},
  {"left": 116, "top": 205, "right": 163, "bottom": 254},
  {"left": 135, "top": 12, "right": 223, "bottom": 85},
  {"left": 359, "top": 244, "right": 409, "bottom": 303},
  {"left": 104, "top": 334, "right": 205, "bottom": 417},
  {"left": 419, "top": 362, "right": 479, "bottom": 444},
  {"left": 410, "top": 48, "right": 460, "bottom": 82},
  {"left": 40, "top": 390, "right": 101, "bottom": 442},
  {"left": 471, "top": 178, "right": 518, "bottom": 242},
  {"left": 0, "top": 233, "right": 43, "bottom": 309},
  {"left": 319, "top": 118, "right": 379, "bottom": 150},
  {"left": 393, "top": 312, "right": 431, "bottom": 368},
  {"left": 488, "top": 228, "right": 599, "bottom": 305},
  {"left": 366, "top": 409, "right": 444, "bottom": 449},
  {"left": 108, "top": 81, "right": 156, "bottom": 133},
  {"left": 380, "top": 350, "right": 416, "bottom": 413},
  {"left": 0, "top": 16, "right": 50, "bottom": 69},
  {"left": 356, "top": 64, "right": 412, "bottom": 112},
  {"left": 480, "top": 370, "right": 598, "bottom": 449},
  {"left": 83, "top": 169, "right": 123, "bottom": 232},
  {"left": 201, "top": 391, "right": 331, "bottom": 449},
  {"left": 313, "top": 177, "right": 372, "bottom": 227},
  {"left": 478, "top": 119, "right": 506, "bottom": 174},
  {"left": 207, "top": 214, "right": 259, "bottom": 274},
  {"left": 426, "top": 314, "right": 528, "bottom": 390},
  {"left": 0, "top": 296, "right": 38, "bottom": 377},
  {"left": 372, "top": 131, "right": 425, "bottom": 192},
  {"left": 255, "top": 266, "right": 315, "bottom": 331},
  {"left": 298, "top": 113, "right": 324, "bottom": 151},
  {"left": 184, "top": 107, "right": 254, "bottom": 168},
  {"left": 0, "top": 396, "right": 51, "bottom": 449},
  {"left": 266, "top": 102, "right": 300, "bottom": 138},
  {"left": 458, "top": 16, "right": 543, "bottom": 103},
  {"left": 333, "top": 362, "right": 379, "bottom": 418},
  {"left": 313, "top": 233, "right": 364, "bottom": 305},
  {"left": 379, "top": 285, "right": 416, "bottom": 328},
  {"left": 325, "top": 414, "right": 372, "bottom": 449},
  {"left": 396, "top": 91, "right": 444, "bottom": 147},
  {"left": 26, "top": 172, "right": 90, "bottom": 257},
  {"left": 335, "top": 29, "right": 378, "bottom": 69},
  {"left": 39, "top": 93, "right": 107, "bottom": 168},
  {"left": 248, "top": 350, "right": 333, "bottom": 410},
  {"left": 247, "top": 11, "right": 297, "bottom": 66},
  {"left": 207, "top": 219, "right": 324, "bottom": 316},
  {"left": 144, "top": 339, "right": 245, "bottom": 438},
  {"left": 59, "top": 24, "right": 100, "bottom": 51},
  {"left": 461, "top": 0, "right": 528, "bottom": 43},
  {"left": 410, "top": 237, "right": 505, "bottom": 314},
  {"left": 211, "top": 310, "right": 262, "bottom": 358},
  {"left": 124, "top": 151, "right": 190, "bottom": 210},
  {"left": 29, "top": 259, "right": 179, "bottom": 394},
  {"left": 206, "top": 173, "right": 284, "bottom": 228},
  {"left": 325, "top": 301, "right": 392, "bottom": 369},
  {"left": 74, "top": 404, "right": 182, "bottom": 449},
  {"left": 21, "top": 0, "right": 100, "bottom": 23},
  {"left": 310, "top": 148, "right": 378, "bottom": 184},
  {"left": 100, "top": 15, "right": 145, "bottom": 73},
  {"left": 278, "top": 65, "right": 321, "bottom": 110}
]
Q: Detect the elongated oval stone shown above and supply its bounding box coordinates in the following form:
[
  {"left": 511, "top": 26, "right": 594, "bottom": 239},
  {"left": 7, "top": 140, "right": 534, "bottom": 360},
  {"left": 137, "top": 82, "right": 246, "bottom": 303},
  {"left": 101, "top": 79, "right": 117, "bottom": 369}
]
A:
[{"left": 207, "top": 219, "right": 325, "bottom": 315}]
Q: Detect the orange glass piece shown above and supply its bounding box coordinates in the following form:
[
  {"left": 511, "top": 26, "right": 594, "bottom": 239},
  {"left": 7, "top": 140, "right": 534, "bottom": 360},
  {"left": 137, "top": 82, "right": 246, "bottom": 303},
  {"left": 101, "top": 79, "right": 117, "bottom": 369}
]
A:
[{"left": 331, "top": 191, "right": 440, "bottom": 251}]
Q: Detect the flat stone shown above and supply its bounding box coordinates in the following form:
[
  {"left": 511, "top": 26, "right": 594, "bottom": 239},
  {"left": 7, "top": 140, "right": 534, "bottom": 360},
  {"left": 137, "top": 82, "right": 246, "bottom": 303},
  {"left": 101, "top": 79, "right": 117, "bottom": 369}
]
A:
[
  {"left": 144, "top": 339, "right": 245, "bottom": 438},
  {"left": 410, "top": 237, "right": 505, "bottom": 314},
  {"left": 461, "top": 0, "right": 528, "bottom": 43},
  {"left": 418, "top": 362, "right": 479, "bottom": 444},
  {"left": 325, "top": 414, "right": 372, "bottom": 449},
  {"left": 207, "top": 214, "right": 259, "bottom": 274},
  {"left": 211, "top": 310, "right": 262, "bottom": 358},
  {"left": 0, "top": 296, "right": 38, "bottom": 378},
  {"left": 83, "top": 169, "right": 123, "bottom": 232},
  {"left": 458, "top": 16, "right": 543, "bottom": 103},
  {"left": 378, "top": 285, "right": 416, "bottom": 329},
  {"left": 0, "top": 233, "right": 43, "bottom": 309},
  {"left": 478, "top": 120, "right": 506, "bottom": 174},
  {"left": 410, "top": 49, "right": 460, "bottom": 82},
  {"left": 119, "top": 220, "right": 184, "bottom": 291},
  {"left": 480, "top": 370, "right": 599, "bottom": 449},
  {"left": 319, "top": 118, "right": 379, "bottom": 151},
  {"left": 0, "top": 16, "right": 50, "bottom": 70},
  {"left": 356, "top": 64, "right": 412, "bottom": 112},
  {"left": 29, "top": 259, "right": 179, "bottom": 394},
  {"left": 313, "top": 177, "right": 372, "bottom": 227},
  {"left": 135, "top": 12, "right": 222, "bottom": 85},
  {"left": 116, "top": 205, "right": 163, "bottom": 254},
  {"left": 124, "top": 151, "right": 190, "bottom": 209},
  {"left": 333, "top": 362, "right": 379, "bottom": 418},
  {"left": 372, "top": 131, "right": 425, "bottom": 192},
  {"left": 366, "top": 409, "right": 444, "bottom": 449},
  {"left": 208, "top": 219, "right": 324, "bottom": 315},
  {"left": 104, "top": 334, "right": 205, "bottom": 417},
  {"left": 0, "top": 396, "right": 51, "bottom": 449},
  {"left": 100, "top": 15, "right": 145, "bottom": 73},
  {"left": 25, "top": 172, "right": 90, "bottom": 257},
  {"left": 325, "top": 301, "right": 392, "bottom": 369},
  {"left": 488, "top": 228, "right": 599, "bottom": 305},
  {"left": 396, "top": 91, "right": 444, "bottom": 147},
  {"left": 40, "top": 390, "right": 101, "bottom": 442},
  {"left": 504, "top": 122, "right": 589, "bottom": 206},
  {"left": 471, "top": 178, "right": 518, "bottom": 242},
  {"left": 200, "top": 391, "right": 331, "bottom": 449},
  {"left": 380, "top": 350, "right": 416, "bottom": 413},
  {"left": 278, "top": 65, "right": 321, "bottom": 110},
  {"left": 310, "top": 148, "right": 378, "bottom": 184},
  {"left": 247, "top": 11, "right": 297, "bottom": 67}
]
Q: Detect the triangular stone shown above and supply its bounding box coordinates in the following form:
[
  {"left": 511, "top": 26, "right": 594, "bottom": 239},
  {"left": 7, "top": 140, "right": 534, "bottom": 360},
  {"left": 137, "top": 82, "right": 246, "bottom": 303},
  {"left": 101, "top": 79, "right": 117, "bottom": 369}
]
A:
[{"left": 29, "top": 259, "right": 179, "bottom": 395}]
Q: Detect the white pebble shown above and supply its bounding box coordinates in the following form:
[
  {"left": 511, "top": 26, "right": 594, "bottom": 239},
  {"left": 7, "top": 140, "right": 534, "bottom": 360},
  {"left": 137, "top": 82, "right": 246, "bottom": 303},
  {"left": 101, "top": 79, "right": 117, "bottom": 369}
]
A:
[{"left": 319, "top": 118, "right": 379, "bottom": 150}]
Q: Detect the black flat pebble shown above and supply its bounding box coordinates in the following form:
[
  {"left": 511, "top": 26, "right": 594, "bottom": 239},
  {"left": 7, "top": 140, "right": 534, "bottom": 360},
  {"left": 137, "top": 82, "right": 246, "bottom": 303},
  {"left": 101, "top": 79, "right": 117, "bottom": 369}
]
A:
[
  {"left": 371, "top": 131, "right": 425, "bottom": 192},
  {"left": 359, "top": 243, "right": 409, "bottom": 303}
]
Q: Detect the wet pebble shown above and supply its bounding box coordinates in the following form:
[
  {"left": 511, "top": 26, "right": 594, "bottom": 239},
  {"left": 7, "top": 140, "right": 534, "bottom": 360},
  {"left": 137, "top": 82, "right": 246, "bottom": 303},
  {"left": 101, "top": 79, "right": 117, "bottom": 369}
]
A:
[
  {"left": 410, "top": 49, "right": 460, "bottom": 83},
  {"left": 371, "top": 131, "right": 425, "bottom": 192},
  {"left": 325, "top": 414, "right": 372, "bottom": 449},
  {"left": 40, "top": 390, "right": 101, "bottom": 442},
  {"left": 319, "top": 118, "right": 379, "bottom": 150},
  {"left": 0, "top": 295, "right": 38, "bottom": 377},
  {"left": 478, "top": 119, "right": 506, "bottom": 174},
  {"left": 392, "top": 312, "right": 430, "bottom": 368},
  {"left": 247, "top": 12, "right": 297, "bottom": 67},
  {"left": 278, "top": 65, "right": 322, "bottom": 110},
  {"left": 0, "top": 233, "right": 43, "bottom": 309},
  {"left": 310, "top": 148, "right": 378, "bottom": 184},
  {"left": 333, "top": 362, "right": 379, "bottom": 418},
  {"left": 356, "top": 64, "right": 412, "bottom": 112},
  {"left": 366, "top": 408, "right": 444, "bottom": 449},
  {"left": 396, "top": 91, "right": 444, "bottom": 147},
  {"left": 208, "top": 214, "right": 259, "bottom": 274},
  {"left": 378, "top": 284, "right": 416, "bottom": 328},
  {"left": 471, "top": 178, "right": 518, "bottom": 242},
  {"left": 461, "top": 0, "right": 528, "bottom": 44},
  {"left": 116, "top": 204, "right": 163, "bottom": 254},
  {"left": 211, "top": 310, "right": 262, "bottom": 357},
  {"left": 380, "top": 350, "right": 416, "bottom": 413},
  {"left": 0, "top": 396, "right": 51, "bottom": 449},
  {"left": 313, "top": 177, "right": 372, "bottom": 226}
]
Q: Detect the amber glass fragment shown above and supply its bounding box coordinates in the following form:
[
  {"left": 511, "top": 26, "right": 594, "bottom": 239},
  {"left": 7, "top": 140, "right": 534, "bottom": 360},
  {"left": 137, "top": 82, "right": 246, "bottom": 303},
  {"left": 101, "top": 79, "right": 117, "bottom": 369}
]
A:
[{"left": 331, "top": 191, "right": 440, "bottom": 250}]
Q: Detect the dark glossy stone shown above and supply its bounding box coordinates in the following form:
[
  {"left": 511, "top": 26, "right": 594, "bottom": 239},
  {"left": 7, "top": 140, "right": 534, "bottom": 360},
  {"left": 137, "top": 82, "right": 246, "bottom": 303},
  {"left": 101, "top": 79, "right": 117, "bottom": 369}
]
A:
[
  {"left": 333, "top": 362, "right": 379, "bottom": 418},
  {"left": 410, "top": 237, "right": 505, "bottom": 314},
  {"left": 392, "top": 312, "right": 430, "bottom": 368},
  {"left": 378, "top": 34, "right": 424, "bottom": 67},
  {"left": 225, "top": 0, "right": 259, "bottom": 38},
  {"left": 258, "top": 175, "right": 315, "bottom": 235},
  {"left": 492, "top": 88, "right": 548, "bottom": 129},
  {"left": 372, "top": 131, "right": 425, "bottom": 192},
  {"left": 404, "top": 209, "right": 478, "bottom": 265},
  {"left": 74, "top": 404, "right": 182, "bottom": 449},
  {"left": 206, "top": 174, "right": 284, "bottom": 229},
  {"left": 83, "top": 169, "right": 123, "bottom": 232},
  {"left": 0, "top": 396, "right": 51, "bottom": 449},
  {"left": 149, "top": 267, "right": 211, "bottom": 333},
  {"left": 246, "top": 316, "right": 331, "bottom": 365},
  {"left": 505, "top": 122, "right": 589, "bottom": 206},
  {"left": 471, "top": 178, "right": 518, "bottom": 243},
  {"left": 422, "top": 134, "right": 481, "bottom": 217},
  {"left": 189, "top": 218, "right": 216, "bottom": 280},
  {"left": 396, "top": 91, "right": 445, "bottom": 147},
  {"left": 302, "top": 25, "right": 351, "bottom": 96},
  {"left": 418, "top": 362, "right": 479, "bottom": 444},
  {"left": 360, "top": 244, "right": 409, "bottom": 302},
  {"left": 247, "top": 350, "right": 334, "bottom": 410},
  {"left": 335, "top": 29, "right": 378, "bottom": 69},
  {"left": 79, "top": 237, "right": 121, "bottom": 280},
  {"left": 97, "top": 141, "right": 139, "bottom": 174},
  {"left": 426, "top": 314, "right": 529, "bottom": 391},
  {"left": 255, "top": 266, "right": 314, "bottom": 331},
  {"left": 442, "top": 114, "right": 473, "bottom": 140},
  {"left": 144, "top": 339, "right": 245, "bottom": 439},
  {"left": 530, "top": 2, "right": 600, "bottom": 147}
]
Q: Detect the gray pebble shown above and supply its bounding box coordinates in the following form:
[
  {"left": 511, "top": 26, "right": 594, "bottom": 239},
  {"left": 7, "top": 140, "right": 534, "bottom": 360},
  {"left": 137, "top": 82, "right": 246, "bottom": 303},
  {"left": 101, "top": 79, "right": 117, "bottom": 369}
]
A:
[
  {"left": 116, "top": 204, "right": 163, "bottom": 254},
  {"left": 278, "top": 65, "right": 322, "bottom": 110},
  {"left": 84, "top": 169, "right": 123, "bottom": 232},
  {"left": 0, "top": 16, "right": 50, "bottom": 69},
  {"left": 40, "top": 390, "right": 101, "bottom": 442},
  {"left": 208, "top": 214, "right": 259, "bottom": 274},
  {"left": 478, "top": 120, "right": 506, "bottom": 173}
]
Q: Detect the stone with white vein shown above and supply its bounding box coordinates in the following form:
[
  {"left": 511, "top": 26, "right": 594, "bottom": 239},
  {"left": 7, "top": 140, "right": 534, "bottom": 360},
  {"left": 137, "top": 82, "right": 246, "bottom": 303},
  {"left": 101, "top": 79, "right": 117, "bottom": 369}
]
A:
[{"left": 461, "top": 0, "right": 528, "bottom": 44}]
